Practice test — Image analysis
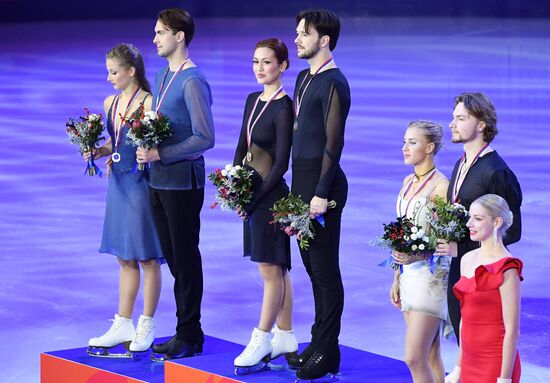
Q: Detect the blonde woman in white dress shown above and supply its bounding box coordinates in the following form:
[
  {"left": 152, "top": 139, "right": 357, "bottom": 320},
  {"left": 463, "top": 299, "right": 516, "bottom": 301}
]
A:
[{"left": 390, "top": 120, "right": 450, "bottom": 383}]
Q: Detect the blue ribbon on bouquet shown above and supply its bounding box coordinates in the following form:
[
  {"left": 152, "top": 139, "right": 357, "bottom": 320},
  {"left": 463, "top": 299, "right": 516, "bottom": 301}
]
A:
[
  {"left": 84, "top": 158, "right": 102, "bottom": 177},
  {"left": 378, "top": 255, "right": 393, "bottom": 268},
  {"left": 377, "top": 255, "right": 403, "bottom": 273},
  {"left": 430, "top": 255, "right": 442, "bottom": 274},
  {"left": 315, "top": 215, "right": 326, "bottom": 227}
]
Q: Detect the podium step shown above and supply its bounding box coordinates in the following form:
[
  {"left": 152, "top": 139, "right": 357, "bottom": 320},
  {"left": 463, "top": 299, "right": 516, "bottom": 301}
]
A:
[
  {"left": 166, "top": 343, "right": 412, "bottom": 382},
  {"left": 41, "top": 337, "right": 412, "bottom": 383},
  {"left": 40, "top": 335, "right": 243, "bottom": 383}
]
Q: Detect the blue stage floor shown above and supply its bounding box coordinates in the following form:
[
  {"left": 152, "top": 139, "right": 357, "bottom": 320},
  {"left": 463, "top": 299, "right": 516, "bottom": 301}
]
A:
[{"left": 1, "top": 15, "right": 549, "bottom": 383}]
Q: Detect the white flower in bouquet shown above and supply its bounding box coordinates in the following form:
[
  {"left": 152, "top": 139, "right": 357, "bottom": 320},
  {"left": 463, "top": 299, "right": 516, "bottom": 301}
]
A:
[
  {"left": 410, "top": 233, "right": 418, "bottom": 240},
  {"left": 224, "top": 164, "right": 232, "bottom": 172},
  {"left": 412, "top": 244, "right": 418, "bottom": 251},
  {"left": 411, "top": 226, "right": 418, "bottom": 233},
  {"left": 88, "top": 113, "right": 100, "bottom": 122},
  {"left": 419, "top": 243, "right": 425, "bottom": 250},
  {"left": 221, "top": 169, "right": 228, "bottom": 177},
  {"left": 235, "top": 165, "right": 241, "bottom": 170},
  {"left": 423, "top": 236, "right": 429, "bottom": 242},
  {"left": 230, "top": 168, "right": 237, "bottom": 177},
  {"left": 417, "top": 229, "right": 425, "bottom": 238},
  {"left": 404, "top": 235, "right": 410, "bottom": 240},
  {"left": 144, "top": 111, "right": 158, "bottom": 122}
]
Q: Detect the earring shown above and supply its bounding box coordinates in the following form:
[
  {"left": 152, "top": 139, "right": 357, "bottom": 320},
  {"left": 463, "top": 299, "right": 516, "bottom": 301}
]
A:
[{"left": 493, "top": 227, "right": 498, "bottom": 247}]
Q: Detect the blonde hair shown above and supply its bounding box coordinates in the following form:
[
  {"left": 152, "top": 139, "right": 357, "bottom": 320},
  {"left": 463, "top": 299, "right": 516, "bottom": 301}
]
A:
[
  {"left": 408, "top": 120, "right": 443, "bottom": 154},
  {"left": 473, "top": 194, "right": 513, "bottom": 235}
]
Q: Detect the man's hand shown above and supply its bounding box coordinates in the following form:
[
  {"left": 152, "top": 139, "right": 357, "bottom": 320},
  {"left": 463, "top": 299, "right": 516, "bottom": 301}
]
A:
[
  {"left": 309, "top": 196, "right": 328, "bottom": 219},
  {"left": 435, "top": 239, "right": 458, "bottom": 257},
  {"left": 136, "top": 147, "right": 160, "bottom": 164}
]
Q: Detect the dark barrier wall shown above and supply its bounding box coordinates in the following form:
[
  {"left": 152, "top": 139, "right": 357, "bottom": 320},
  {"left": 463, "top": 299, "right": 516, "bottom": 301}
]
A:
[{"left": 1, "top": 0, "right": 549, "bottom": 22}]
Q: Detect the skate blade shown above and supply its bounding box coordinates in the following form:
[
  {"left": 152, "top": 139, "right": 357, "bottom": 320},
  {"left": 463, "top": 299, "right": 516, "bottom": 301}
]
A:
[
  {"left": 150, "top": 351, "right": 202, "bottom": 362},
  {"left": 295, "top": 373, "right": 340, "bottom": 383},
  {"left": 86, "top": 346, "right": 133, "bottom": 359},
  {"left": 234, "top": 361, "right": 269, "bottom": 375}
]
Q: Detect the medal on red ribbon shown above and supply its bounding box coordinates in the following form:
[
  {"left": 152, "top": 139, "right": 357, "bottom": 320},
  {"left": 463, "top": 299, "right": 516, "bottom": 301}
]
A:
[
  {"left": 155, "top": 58, "right": 190, "bottom": 112},
  {"left": 293, "top": 57, "right": 334, "bottom": 131},
  {"left": 244, "top": 85, "right": 284, "bottom": 163},
  {"left": 399, "top": 168, "right": 438, "bottom": 217},
  {"left": 111, "top": 86, "right": 142, "bottom": 163},
  {"left": 451, "top": 143, "right": 491, "bottom": 203}
]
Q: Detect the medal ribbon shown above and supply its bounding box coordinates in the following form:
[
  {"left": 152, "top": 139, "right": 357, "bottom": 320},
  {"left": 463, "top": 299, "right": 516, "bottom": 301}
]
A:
[
  {"left": 398, "top": 168, "right": 438, "bottom": 217},
  {"left": 155, "top": 58, "right": 190, "bottom": 111},
  {"left": 293, "top": 57, "right": 334, "bottom": 119},
  {"left": 246, "top": 85, "right": 284, "bottom": 150},
  {"left": 111, "top": 86, "right": 142, "bottom": 151},
  {"left": 451, "top": 143, "right": 491, "bottom": 203}
]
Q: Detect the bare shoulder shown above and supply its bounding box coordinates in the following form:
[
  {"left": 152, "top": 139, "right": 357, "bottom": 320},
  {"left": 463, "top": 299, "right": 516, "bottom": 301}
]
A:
[
  {"left": 461, "top": 249, "right": 479, "bottom": 275},
  {"left": 430, "top": 172, "right": 450, "bottom": 201},
  {"left": 402, "top": 173, "right": 414, "bottom": 186},
  {"left": 103, "top": 95, "right": 116, "bottom": 113},
  {"left": 141, "top": 92, "right": 153, "bottom": 112}
]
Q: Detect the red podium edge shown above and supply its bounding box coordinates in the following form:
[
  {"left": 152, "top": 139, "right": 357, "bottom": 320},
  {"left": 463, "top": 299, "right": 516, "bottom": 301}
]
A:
[
  {"left": 40, "top": 353, "right": 146, "bottom": 383},
  {"left": 164, "top": 361, "right": 244, "bottom": 383}
]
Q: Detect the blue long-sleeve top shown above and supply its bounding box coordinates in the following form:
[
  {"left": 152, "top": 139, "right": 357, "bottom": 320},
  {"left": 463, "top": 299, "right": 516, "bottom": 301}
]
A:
[{"left": 149, "top": 66, "right": 215, "bottom": 190}]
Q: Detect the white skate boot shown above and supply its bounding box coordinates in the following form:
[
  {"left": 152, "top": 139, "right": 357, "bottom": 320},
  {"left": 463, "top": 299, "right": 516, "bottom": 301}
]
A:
[
  {"left": 444, "top": 365, "right": 461, "bottom": 383},
  {"left": 270, "top": 324, "right": 298, "bottom": 360},
  {"left": 234, "top": 328, "right": 272, "bottom": 375},
  {"left": 129, "top": 315, "right": 155, "bottom": 353},
  {"left": 87, "top": 314, "right": 135, "bottom": 358}
]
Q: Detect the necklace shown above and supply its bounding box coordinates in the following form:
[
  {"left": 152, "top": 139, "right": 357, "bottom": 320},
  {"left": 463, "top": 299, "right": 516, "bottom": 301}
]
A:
[{"left": 414, "top": 165, "right": 436, "bottom": 181}]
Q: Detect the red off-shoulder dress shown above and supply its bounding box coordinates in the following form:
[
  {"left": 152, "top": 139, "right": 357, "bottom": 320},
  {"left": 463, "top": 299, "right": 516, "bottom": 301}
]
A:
[{"left": 453, "top": 257, "right": 523, "bottom": 383}]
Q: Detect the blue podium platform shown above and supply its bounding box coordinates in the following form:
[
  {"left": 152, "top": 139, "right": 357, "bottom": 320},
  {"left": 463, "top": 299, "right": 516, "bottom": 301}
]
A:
[
  {"left": 41, "top": 336, "right": 412, "bottom": 383},
  {"left": 167, "top": 343, "right": 412, "bottom": 383}
]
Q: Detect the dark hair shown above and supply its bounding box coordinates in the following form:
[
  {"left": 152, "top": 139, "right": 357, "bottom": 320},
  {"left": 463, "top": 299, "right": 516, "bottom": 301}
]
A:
[
  {"left": 296, "top": 9, "right": 340, "bottom": 51},
  {"left": 255, "top": 38, "right": 289, "bottom": 69},
  {"left": 454, "top": 92, "right": 498, "bottom": 143},
  {"left": 106, "top": 43, "right": 151, "bottom": 93},
  {"left": 157, "top": 8, "right": 195, "bottom": 47}
]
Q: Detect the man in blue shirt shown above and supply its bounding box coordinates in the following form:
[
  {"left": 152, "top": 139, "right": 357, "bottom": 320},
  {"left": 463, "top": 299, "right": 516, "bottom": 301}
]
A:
[{"left": 137, "top": 7, "right": 215, "bottom": 360}]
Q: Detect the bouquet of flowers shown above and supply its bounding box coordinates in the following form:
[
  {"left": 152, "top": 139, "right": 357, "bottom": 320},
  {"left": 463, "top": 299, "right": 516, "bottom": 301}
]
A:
[
  {"left": 66, "top": 108, "right": 105, "bottom": 176},
  {"left": 427, "top": 197, "right": 469, "bottom": 242},
  {"left": 125, "top": 105, "right": 171, "bottom": 171},
  {"left": 208, "top": 164, "right": 254, "bottom": 215},
  {"left": 271, "top": 193, "right": 336, "bottom": 250},
  {"left": 373, "top": 216, "right": 436, "bottom": 270}
]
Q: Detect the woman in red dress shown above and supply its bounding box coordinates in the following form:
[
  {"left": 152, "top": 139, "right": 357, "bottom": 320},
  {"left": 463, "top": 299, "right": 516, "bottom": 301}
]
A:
[{"left": 453, "top": 194, "right": 522, "bottom": 383}]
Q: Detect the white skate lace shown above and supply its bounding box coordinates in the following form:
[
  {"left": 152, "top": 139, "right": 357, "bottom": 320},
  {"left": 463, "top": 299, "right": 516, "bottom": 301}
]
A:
[
  {"left": 134, "top": 320, "right": 153, "bottom": 343},
  {"left": 99, "top": 318, "right": 121, "bottom": 339},
  {"left": 240, "top": 333, "right": 263, "bottom": 357}
]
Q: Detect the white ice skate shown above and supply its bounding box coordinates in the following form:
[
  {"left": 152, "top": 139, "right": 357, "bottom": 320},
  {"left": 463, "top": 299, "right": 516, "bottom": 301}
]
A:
[
  {"left": 129, "top": 315, "right": 155, "bottom": 354},
  {"left": 444, "top": 365, "right": 461, "bottom": 383},
  {"left": 234, "top": 328, "right": 272, "bottom": 375},
  {"left": 270, "top": 324, "right": 298, "bottom": 360},
  {"left": 87, "top": 314, "right": 135, "bottom": 358}
]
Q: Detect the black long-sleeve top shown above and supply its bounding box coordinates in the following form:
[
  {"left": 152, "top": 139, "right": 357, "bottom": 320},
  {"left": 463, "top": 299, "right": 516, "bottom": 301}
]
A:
[
  {"left": 447, "top": 150, "right": 523, "bottom": 258},
  {"left": 233, "top": 93, "right": 293, "bottom": 213},
  {"left": 291, "top": 68, "right": 351, "bottom": 200}
]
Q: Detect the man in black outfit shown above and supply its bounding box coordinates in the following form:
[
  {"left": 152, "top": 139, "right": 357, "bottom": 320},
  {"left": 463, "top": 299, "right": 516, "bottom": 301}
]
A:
[
  {"left": 435, "top": 92, "right": 522, "bottom": 382},
  {"left": 288, "top": 9, "right": 351, "bottom": 380},
  {"left": 137, "top": 8, "right": 215, "bottom": 360}
]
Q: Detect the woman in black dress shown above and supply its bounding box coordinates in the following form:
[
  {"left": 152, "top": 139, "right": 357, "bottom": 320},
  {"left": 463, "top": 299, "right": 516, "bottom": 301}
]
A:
[{"left": 232, "top": 38, "right": 298, "bottom": 372}]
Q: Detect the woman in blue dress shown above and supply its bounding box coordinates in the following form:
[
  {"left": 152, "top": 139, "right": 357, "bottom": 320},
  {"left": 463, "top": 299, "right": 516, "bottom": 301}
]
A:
[{"left": 84, "top": 43, "right": 164, "bottom": 355}]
